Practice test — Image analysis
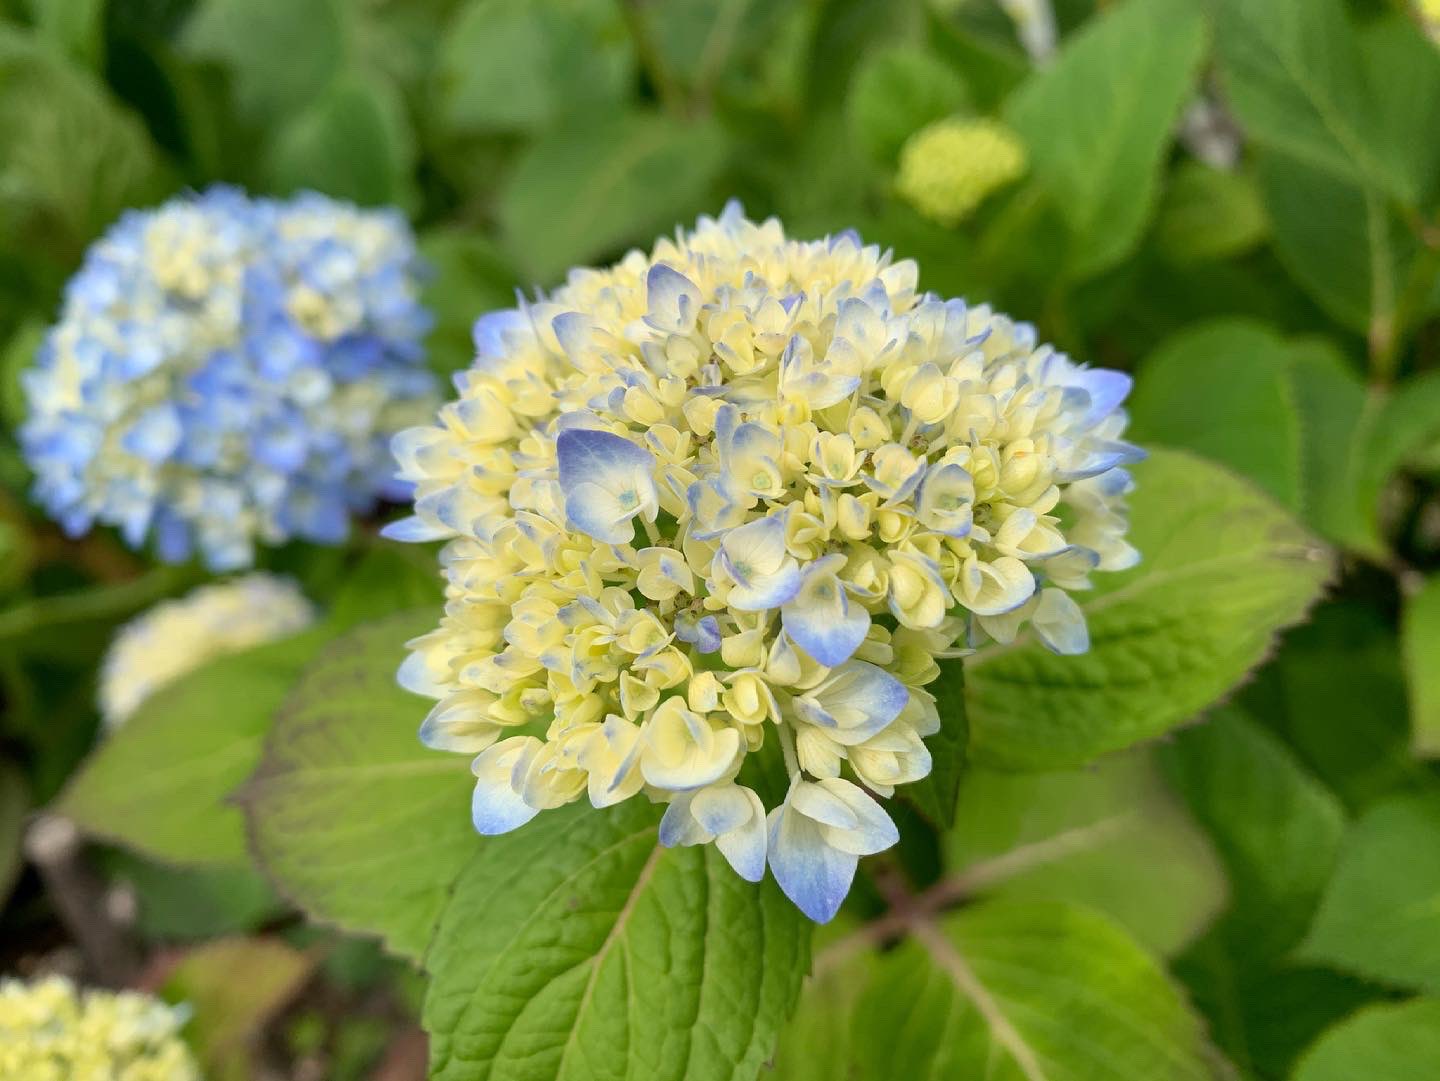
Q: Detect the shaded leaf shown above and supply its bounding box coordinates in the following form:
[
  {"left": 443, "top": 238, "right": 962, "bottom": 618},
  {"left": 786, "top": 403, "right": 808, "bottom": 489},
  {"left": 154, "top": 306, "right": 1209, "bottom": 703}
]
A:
[
  {"left": 1129, "top": 319, "right": 1303, "bottom": 510},
  {"left": 431, "top": 0, "right": 632, "bottom": 136},
  {"left": 241, "top": 610, "right": 475, "bottom": 960},
  {"left": 264, "top": 71, "right": 416, "bottom": 208},
  {"left": 904, "top": 662, "right": 966, "bottom": 828},
  {"left": 0, "top": 757, "right": 26, "bottom": 907},
  {"left": 1005, "top": 0, "right": 1208, "bottom": 277},
  {"left": 1301, "top": 793, "right": 1440, "bottom": 993},
  {"left": 498, "top": 110, "right": 729, "bottom": 284},
  {"left": 846, "top": 44, "right": 969, "bottom": 165},
  {"left": 1155, "top": 161, "right": 1267, "bottom": 266},
  {"left": 946, "top": 750, "right": 1227, "bottom": 957}
]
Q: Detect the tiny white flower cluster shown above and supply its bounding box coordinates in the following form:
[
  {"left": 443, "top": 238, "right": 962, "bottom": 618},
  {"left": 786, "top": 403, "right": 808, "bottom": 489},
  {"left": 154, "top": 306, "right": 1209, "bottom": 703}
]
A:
[
  {"left": 99, "top": 573, "right": 314, "bottom": 728},
  {"left": 0, "top": 975, "right": 199, "bottom": 1081},
  {"left": 390, "top": 204, "right": 1140, "bottom": 920}
]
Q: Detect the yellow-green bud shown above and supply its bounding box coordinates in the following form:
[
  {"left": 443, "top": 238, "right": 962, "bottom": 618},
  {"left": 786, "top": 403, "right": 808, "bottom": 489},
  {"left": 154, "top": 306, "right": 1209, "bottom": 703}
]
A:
[{"left": 896, "top": 117, "right": 1028, "bottom": 227}]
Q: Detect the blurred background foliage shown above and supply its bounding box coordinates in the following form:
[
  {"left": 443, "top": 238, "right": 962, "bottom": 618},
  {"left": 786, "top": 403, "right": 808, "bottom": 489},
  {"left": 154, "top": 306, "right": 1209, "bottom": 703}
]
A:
[{"left": 1, "top": 0, "right": 1439, "bottom": 1078}]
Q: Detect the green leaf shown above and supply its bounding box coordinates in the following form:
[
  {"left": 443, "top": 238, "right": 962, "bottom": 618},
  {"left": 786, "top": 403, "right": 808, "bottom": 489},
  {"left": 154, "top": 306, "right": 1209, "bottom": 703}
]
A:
[
  {"left": 418, "top": 228, "right": 520, "bottom": 378},
  {"left": 1176, "top": 940, "right": 1376, "bottom": 1081},
  {"left": 1301, "top": 793, "right": 1440, "bottom": 993},
  {"left": 0, "top": 756, "right": 27, "bottom": 907},
  {"left": 432, "top": 0, "right": 632, "bottom": 137},
  {"left": 1353, "top": 371, "right": 1440, "bottom": 546},
  {"left": 779, "top": 901, "right": 1216, "bottom": 1081},
  {"left": 263, "top": 71, "right": 416, "bottom": 208},
  {"left": 1283, "top": 338, "right": 1375, "bottom": 554},
  {"left": 56, "top": 626, "right": 332, "bottom": 865},
  {"left": 497, "top": 110, "right": 729, "bottom": 284},
  {"left": 53, "top": 551, "right": 437, "bottom": 866},
  {"left": 104, "top": 855, "right": 284, "bottom": 942},
  {"left": 1004, "top": 0, "right": 1208, "bottom": 278},
  {"left": 1159, "top": 708, "right": 1344, "bottom": 958},
  {"left": 1129, "top": 319, "right": 1303, "bottom": 510},
  {"left": 241, "top": 611, "right": 476, "bottom": 959},
  {"left": 1212, "top": 0, "right": 1404, "bottom": 201},
  {"left": 846, "top": 44, "right": 969, "bottom": 165},
  {"left": 0, "top": 27, "right": 166, "bottom": 249},
  {"left": 162, "top": 937, "right": 316, "bottom": 1081},
  {"left": 1256, "top": 600, "right": 1424, "bottom": 811},
  {"left": 964, "top": 448, "right": 1331, "bottom": 770},
  {"left": 1405, "top": 576, "right": 1440, "bottom": 757},
  {"left": 33, "top": 0, "right": 106, "bottom": 70},
  {"left": 1256, "top": 150, "right": 1412, "bottom": 335},
  {"left": 1292, "top": 1000, "right": 1440, "bottom": 1081},
  {"left": 1155, "top": 161, "right": 1268, "bottom": 266},
  {"left": 945, "top": 750, "right": 1226, "bottom": 957},
  {"left": 181, "top": 0, "right": 345, "bottom": 123},
  {"left": 423, "top": 799, "right": 811, "bottom": 1081},
  {"left": 903, "top": 662, "right": 966, "bottom": 828}
]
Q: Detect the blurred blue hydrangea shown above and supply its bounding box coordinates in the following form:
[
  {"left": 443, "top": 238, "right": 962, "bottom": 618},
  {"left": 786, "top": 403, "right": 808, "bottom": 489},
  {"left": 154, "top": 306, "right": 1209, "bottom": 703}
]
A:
[{"left": 19, "top": 186, "right": 438, "bottom": 570}]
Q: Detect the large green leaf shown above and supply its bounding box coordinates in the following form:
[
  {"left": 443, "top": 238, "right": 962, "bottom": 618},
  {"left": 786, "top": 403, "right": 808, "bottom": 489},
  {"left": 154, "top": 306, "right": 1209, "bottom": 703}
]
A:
[
  {"left": 1154, "top": 161, "right": 1267, "bottom": 266},
  {"left": 1301, "top": 793, "right": 1440, "bottom": 993},
  {"left": 55, "top": 550, "right": 442, "bottom": 865},
  {"left": 1256, "top": 150, "right": 1411, "bottom": 336},
  {"left": 1359, "top": 17, "right": 1440, "bottom": 211},
  {"left": 777, "top": 901, "right": 1216, "bottom": 1081},
  {"left": 1256, "top": 601, "right": 1424, "bottom": 811},
  {"left": 431, "top": 0, "right": 633, "bottom": 136},
  {"left": 0, "top": 27, "right": 166, "bottom": 249},
  {"left": 1292, "top": 1000, "right": 1440, "bottom": 1081},
  {"left": 424, "top": 799, "right": 811, "bottom": 1081},
  {"left": 497, "top": 110, "right": 729, "bottom": 284},
  {"left": 1159, "top": 709, "right": 1344, "bottom": 957},
  {"left": 1404, "top": 576, "right": 1440, "bottom": 757},
  {"left": 241, "top": 610, "right": 476, "bottom": 959},
  {"left": 181, "top": 0, "right": 345, "bottom": 123},
  {"left": 945, "top": 751, "right": 1227, "bottom": 957},
  {"left": 1212, "top": 0, "right": 1403, "bottom": 201},
  {"left": 964, "top": 448, "right": 1331, "bottom": 770},
  {"left": 904, "top": 662, "right": 966, "bottom": 828},
  {"left": 1160, "top": 710, "right": 1366, "bottom": 1081},
  {"left": 1129, "top": 320, "right": 1303, "bottom": 510},
  {"left": 56, "top": 627, "right": 332, "bottom": 865},
  {"left": 1004, "top": 0, "right": 1208, "bottom": 277},
  {"left": 846, "top": 44, "right": 969, "bottom": 165},
  {"left": 263, "top": 71, "right": 416, "bottom": 208}
]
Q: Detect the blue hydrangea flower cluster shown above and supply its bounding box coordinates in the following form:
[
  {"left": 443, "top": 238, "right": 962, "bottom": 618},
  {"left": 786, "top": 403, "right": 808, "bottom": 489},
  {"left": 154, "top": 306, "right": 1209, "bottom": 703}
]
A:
[{"left": 20, "top": 186, "right": 437, "bottom": 570}]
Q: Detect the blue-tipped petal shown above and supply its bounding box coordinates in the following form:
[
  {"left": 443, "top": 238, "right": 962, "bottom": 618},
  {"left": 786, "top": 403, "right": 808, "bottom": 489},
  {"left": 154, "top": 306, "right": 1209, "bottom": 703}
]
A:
[
  {"left": 470, "top": 746, "right": 541, "bottom": 836},
  {"left": 767, "top": 799, "right": 856, "bottom": 924},
  {"left": 645, "top": 263, "right": 702, "bottom": 333},
  {"left": 782, "top": 555, "right": 869, "bottom": 667}
]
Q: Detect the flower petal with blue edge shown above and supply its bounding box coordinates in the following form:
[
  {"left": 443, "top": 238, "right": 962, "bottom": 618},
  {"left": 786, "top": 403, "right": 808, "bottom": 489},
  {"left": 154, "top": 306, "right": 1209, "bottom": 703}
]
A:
[
  {"left": 781, "top": 554, "right": 869, "bottom": 666},
  {"left": 767, "top": 782, "right": 858, "bottom": 923},
  {"left": 470, "top": 737, "right": 542, "bottom": 835},
  {"left": 556, "top": 427, "right": 658, "bottom": 544}
]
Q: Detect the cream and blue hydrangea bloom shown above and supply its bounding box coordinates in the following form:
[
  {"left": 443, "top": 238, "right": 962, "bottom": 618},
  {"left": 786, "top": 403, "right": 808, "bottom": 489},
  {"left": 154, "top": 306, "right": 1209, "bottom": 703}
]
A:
[{"left": 391, "top": 204, "right": 1141, "bottom": 922}]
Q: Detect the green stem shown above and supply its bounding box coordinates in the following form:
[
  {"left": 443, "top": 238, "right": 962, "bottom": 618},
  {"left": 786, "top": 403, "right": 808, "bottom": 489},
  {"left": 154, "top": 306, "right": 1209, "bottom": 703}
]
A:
[{"left": 618, "top": 0, "right": 686, "bottom": 117}]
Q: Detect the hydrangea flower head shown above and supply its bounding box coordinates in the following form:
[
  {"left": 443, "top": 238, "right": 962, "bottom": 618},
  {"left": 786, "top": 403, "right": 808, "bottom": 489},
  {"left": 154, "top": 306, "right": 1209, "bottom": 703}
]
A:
[
  {"left": 99, "top": 573, "right": 315, "bottom": 728},
  {"left": 0, "top": 975, "right": 199, "bottom": 1081},
  {"left": 896, "top": 118, "right": 1028, "bottom": 227},
  {"left": 20, "top": 186, "right": 437, "bottom": 570},
  {"left": 391, "top": 204, "right": 1141, "bottom": 922}
]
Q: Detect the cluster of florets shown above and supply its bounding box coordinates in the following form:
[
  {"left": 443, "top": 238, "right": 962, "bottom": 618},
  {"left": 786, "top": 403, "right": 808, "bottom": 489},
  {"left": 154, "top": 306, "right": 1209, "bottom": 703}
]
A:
[
  {"left": 896, "top": 117, "right": 1029, "bottom": 227},
  {"left": 20, "top": 186, "right": 437, "bottom": 570},
  {"left": 390, "top": 204, "right": 1141, "bottom": 921},
  {"left": 0, "top": 975, "right": 199, "bottom": 1081},
  {"left": 99, "top": 573, "right": 315, "bottom": 728}
]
